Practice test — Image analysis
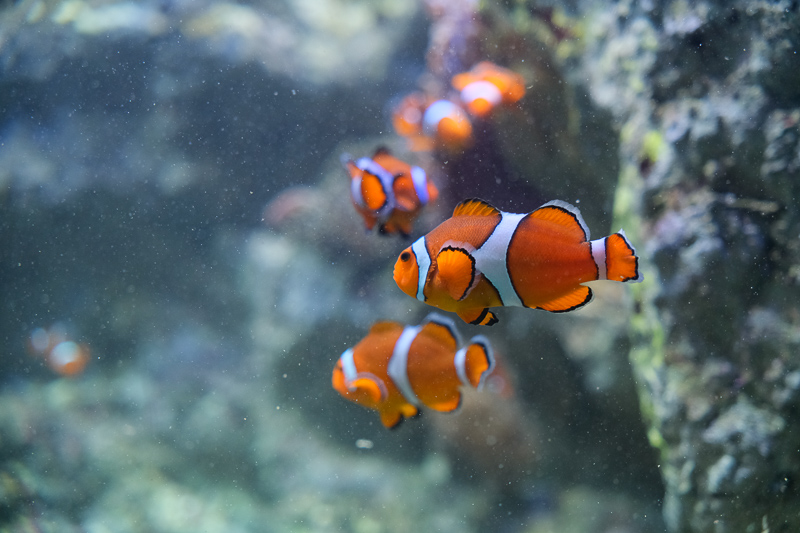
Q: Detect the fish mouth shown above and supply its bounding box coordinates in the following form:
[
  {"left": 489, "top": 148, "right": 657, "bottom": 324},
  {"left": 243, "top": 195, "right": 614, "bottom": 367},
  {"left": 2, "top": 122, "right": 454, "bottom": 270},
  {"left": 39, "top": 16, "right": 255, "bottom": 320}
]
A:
[{"left": 392, "top": 260, "right": 417, "bottom": 299}]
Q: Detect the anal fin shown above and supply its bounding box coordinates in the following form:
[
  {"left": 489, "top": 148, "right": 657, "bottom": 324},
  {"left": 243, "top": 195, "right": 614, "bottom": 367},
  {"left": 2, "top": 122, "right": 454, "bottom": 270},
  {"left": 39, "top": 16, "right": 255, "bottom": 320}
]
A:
[
  {"left": 538, "top": 286, "right": 593, "bottom": 313},
  {"left": 429, "top": 393, "right": 462, "bottom": 413},
  {"left": 457, "top": 308, "right": 499, "bottom": 326}
]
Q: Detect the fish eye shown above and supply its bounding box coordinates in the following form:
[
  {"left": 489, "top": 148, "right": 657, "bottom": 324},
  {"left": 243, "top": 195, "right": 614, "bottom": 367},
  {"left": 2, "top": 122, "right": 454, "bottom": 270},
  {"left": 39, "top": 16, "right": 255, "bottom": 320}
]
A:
[{"left": 400, "top": 251, "right": 411, "bottom": 262}]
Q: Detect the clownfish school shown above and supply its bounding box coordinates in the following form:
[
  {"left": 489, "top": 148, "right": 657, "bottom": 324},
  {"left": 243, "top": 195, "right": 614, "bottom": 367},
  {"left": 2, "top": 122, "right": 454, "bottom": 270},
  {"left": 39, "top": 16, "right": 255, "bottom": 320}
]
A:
[{"left": 333, "top": 60, "right": 643, "bottom": 428}]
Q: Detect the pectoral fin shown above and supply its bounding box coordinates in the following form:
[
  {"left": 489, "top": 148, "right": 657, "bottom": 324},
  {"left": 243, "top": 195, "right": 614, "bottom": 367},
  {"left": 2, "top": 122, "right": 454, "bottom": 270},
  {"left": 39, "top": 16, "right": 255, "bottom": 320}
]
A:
[
  {"left": 435, "top": 246, "right": 477, "bottom": 301},
  {"left": 349, "top": 377, "right": 385, "bottom": 403}
]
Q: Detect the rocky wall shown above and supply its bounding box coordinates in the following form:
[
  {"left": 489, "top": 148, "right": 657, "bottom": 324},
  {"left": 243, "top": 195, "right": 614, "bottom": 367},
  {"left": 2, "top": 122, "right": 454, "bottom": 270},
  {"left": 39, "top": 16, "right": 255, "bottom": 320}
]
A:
[{"left": 571, "top": 1, "right": 800, "bottom": 530}]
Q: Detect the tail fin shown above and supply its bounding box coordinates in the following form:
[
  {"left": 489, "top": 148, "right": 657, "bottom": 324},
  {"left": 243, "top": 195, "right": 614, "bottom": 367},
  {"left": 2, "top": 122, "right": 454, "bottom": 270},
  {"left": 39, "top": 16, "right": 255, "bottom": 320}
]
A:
[
  {"left": 455, "top": 336, "right": 495, "bottom": 389},
  {"left": 603, "top": 229, "right": 643, "bottom": 283}
]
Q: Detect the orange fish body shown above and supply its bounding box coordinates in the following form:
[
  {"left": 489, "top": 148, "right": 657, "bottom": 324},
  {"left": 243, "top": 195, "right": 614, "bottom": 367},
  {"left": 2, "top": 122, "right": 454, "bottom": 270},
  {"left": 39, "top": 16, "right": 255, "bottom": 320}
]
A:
[
  {"left": 342, "top": 147, "right": 438, "bottom": 237},
  {"left": 422, "top": 99, "right": 473, "bottom": 151},
  {"left": 451, "top": 62, "right": 526, "bottom": 118},
  {"left": 28, "top": 325, "right": 90, "bottom": 376},
  {"left": 393, "top": 199, "right": 643, "bottom": 325},
  {"left": 392, "top": 93, "right": 473, "bottom": 152},
  {"left": 392, "top": 92, "right": 427, "bottom": 139},
  {"left": 332, "top": 314, "right": 495, "bottom": 428}
]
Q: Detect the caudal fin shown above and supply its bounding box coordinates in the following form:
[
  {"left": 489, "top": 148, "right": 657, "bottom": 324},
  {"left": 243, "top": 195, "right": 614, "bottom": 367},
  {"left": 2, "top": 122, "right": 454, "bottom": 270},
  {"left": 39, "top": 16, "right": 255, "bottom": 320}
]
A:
[
  {"left": 602, "top": 230, "right": 643, "bottom": 283},
  {"left": 455, "top": 336, "right": 495, "bottom": 389}
]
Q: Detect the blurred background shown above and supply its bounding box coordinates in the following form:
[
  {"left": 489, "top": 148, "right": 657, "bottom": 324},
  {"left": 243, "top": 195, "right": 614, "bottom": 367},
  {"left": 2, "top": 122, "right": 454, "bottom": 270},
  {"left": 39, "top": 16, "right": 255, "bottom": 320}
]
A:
[{"left": 3, "top": 0, "right": 799, "bottom": 532}]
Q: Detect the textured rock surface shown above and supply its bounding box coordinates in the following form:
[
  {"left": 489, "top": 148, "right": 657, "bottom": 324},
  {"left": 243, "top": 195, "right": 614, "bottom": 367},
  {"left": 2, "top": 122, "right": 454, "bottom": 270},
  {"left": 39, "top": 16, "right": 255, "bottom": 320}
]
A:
[
  {"left": 570, "top": 1, "right": 800, "bottom": 530},
  {"left": 418, "top": 0, "right": 800, "bottom": 529}
]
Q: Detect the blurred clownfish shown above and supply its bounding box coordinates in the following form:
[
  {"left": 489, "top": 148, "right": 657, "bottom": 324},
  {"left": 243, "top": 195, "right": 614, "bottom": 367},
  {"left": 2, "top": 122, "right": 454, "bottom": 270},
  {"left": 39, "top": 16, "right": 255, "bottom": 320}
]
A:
[
  {"left": 391, "top": 92, "right": 427, "bottom": 140},
  {"left": 28, "top": 324, "right": 90, "bottom": 376},
  {"left": 451, "top": 61, "right": 526, "bottom": 118},
  {"left": 423, "top": 99, "right": 473, "bottom": 151},
  {"left": 393, "top": 198, "right": 643, "bottom": 326},
  {"left": 341, "top": 147, "right": 438, "bottom": 237},
  {"left": 392, "top": 93, "right": 473, "bottom": 152},
  {"left": 332, "top": 313, "right": 495, "bottom": 429}
]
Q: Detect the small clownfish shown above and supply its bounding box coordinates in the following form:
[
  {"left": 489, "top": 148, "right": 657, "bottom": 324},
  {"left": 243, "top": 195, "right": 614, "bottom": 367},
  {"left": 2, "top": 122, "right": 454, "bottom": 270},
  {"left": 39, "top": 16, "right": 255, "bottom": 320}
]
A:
[
  {"left": 341, "top": 147, "right": 438, "bottom": 237},
  {"left": 332, "top": 313, "right": 495, "bottom": 429},
  {"left": 451, "top": 62, "right": 526, "bottom": 119},
  {"left": 28, "top": 325, "right": 90, "bottom": 376},
  {"left": 391, "top": 92, "right": 427, "bottom": 139},
  {"left": 393, "top": 198, "right": 643, "bottom": 326},
  {"left": 423, "top": 99, "right": 473, "bottom": 151},
  {"left": 391, "top": 93, "right": 473, "bottom": 152}
]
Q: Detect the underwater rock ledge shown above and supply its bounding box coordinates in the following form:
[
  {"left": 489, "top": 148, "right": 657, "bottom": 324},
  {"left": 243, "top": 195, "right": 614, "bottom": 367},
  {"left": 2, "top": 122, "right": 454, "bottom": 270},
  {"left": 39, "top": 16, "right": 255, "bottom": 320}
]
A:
[{"left": 571, "top": 0, "right": 800, "bottom": 531}]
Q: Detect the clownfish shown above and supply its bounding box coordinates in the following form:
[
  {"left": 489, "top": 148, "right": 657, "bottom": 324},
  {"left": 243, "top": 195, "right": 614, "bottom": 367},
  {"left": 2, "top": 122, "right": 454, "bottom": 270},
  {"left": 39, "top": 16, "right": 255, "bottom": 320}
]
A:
[
  {"left": 28, "top": 325, "right": 90, "bottom": 376},
  {"left": 423, "top": 99, "right": 473, "bottom": 151},
  {"left": 393, "top": 198, "right": 643, "bottom": 326},
  {"left": 391, "top": 93, "right": 473, "bottom": 152},
  {"left": 332, "top": 313, "right": 495, "bottom": 429},
  {"left": 391, "top": 92, "right": 428, "bottom": 140},
  {"left": 451, "top": 62, "right": 526, "bottom": 118},
  {"left": 341, "top": 147, "right": 438, "bottom": 237}
]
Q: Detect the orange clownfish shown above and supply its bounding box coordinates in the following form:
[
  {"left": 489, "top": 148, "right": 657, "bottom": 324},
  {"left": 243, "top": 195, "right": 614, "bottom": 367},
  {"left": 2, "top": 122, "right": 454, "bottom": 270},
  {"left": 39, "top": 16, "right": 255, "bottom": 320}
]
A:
[
  {"left": 341, "top": 147, "right": 438, "bottom": 237},
  {"left": 391, "top": 92, "right": 428, "bottom": 140},
  {"left": 451, "top": 61, "right": 526, "bottom": 118},
  {"left": 423, "top": 99, "right": 473, "bottom": 151},
  {"left": 392, "top": 93, "right": 473, "bottom": 152},
  {"left": 28, "top": 325, "right": 90, "bottom": 376},
  {"left": 393, "top": 198, "right": 643, "bottom": 326},
  {"left": 332, "top": 313, "right": 495, "bottom": 429}
]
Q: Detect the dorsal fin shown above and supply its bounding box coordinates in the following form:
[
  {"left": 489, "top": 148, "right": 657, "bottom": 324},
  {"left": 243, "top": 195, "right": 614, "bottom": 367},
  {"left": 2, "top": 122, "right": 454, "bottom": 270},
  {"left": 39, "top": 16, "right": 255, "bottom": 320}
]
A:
[
  {"left": 372, "top": 145, "right": 391, "bottom": 158},
  {"left": 453, "top": 198, "right": 500, "bottom": 217},
  {"left": 368, "top": 321, "right": 403, "bottom": 335},
  {"left": 419, "top": 314, "right": 461, "bottom": 351},
  {"left": 529, "top": 200, "right": 590, "bottom": 242},
  {"left": 451, "top": 71, "right": 473, "bottom": 91},
  {"left": 343, "top": 159, "right": 358, "bottom": 179}
]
